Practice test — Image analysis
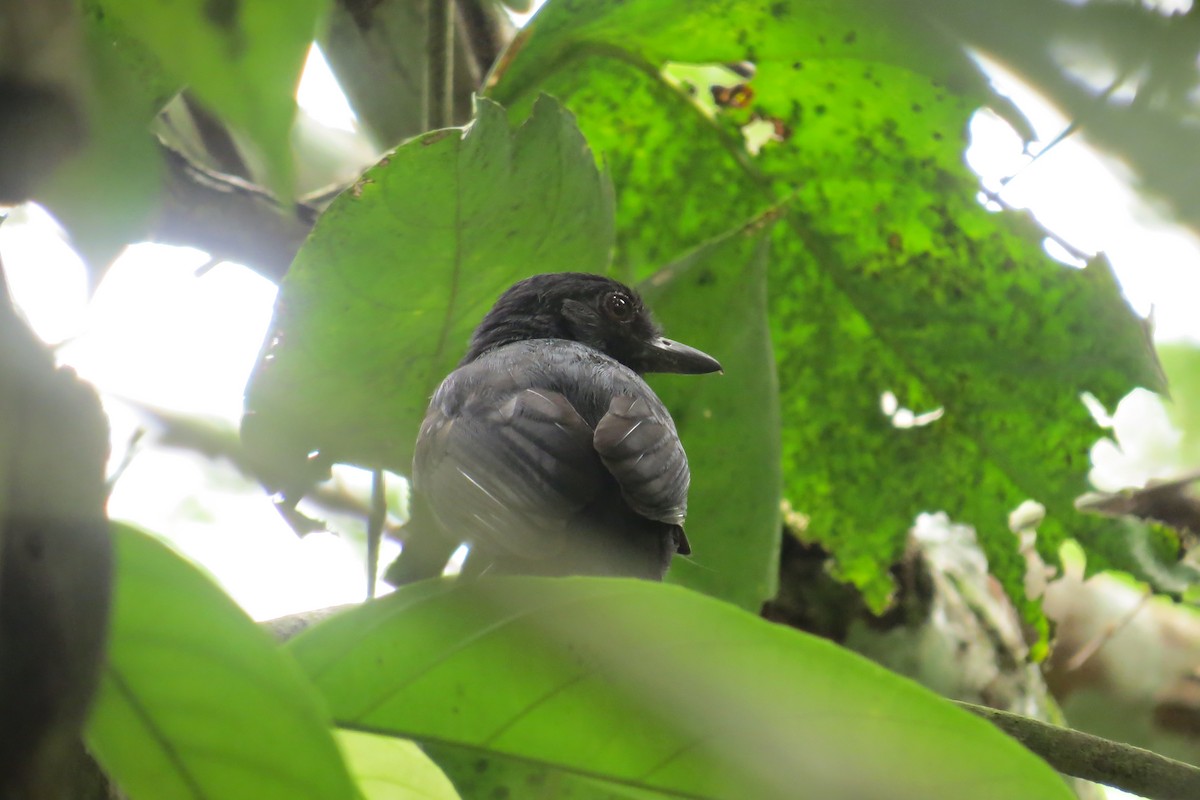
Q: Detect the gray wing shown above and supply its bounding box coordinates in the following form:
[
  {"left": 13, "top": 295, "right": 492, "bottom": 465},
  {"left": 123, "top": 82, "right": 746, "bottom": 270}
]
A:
[
  {"left": 592, "top": 394, "right": 690, "bottom": 528},
  {"left": 414, "top": 386, "right": 609, "bottom": 560}
]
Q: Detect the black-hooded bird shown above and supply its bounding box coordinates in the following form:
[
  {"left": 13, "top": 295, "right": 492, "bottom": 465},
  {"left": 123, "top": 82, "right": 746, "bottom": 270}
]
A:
[{"left": 385, "top": 272, "right": 721, "bottom": 584}]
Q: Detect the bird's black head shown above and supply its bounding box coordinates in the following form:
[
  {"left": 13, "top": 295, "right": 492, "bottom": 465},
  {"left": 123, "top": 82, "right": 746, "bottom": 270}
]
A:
[{"left": 463, "top": 272, "right": 722, "bottom": 375}]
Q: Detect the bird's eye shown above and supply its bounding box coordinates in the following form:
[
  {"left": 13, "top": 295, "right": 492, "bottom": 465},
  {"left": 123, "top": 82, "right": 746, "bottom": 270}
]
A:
[{"left": 603, "top": 291, "right": 636, "bottom": 322}]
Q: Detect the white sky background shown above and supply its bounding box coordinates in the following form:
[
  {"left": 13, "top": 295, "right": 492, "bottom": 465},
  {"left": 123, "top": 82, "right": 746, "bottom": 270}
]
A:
[{"left": 2, "top": 9, "right": 1198, "bottom": 619}]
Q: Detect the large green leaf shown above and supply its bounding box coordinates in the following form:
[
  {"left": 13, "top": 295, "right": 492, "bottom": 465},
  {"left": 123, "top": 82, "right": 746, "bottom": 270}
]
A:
[
  {"left": 86, "top": 525, "right": 359, "bottom": 800},
  {"left": 288, "top": 578, "right": 1074, "bottom": 800},
  {"left": 245, "top": 91, "right": 777, "bottom": 609},
  {"left": 243, "top": 96, "right": 613, "bottom": 488},
  {"left": 1159, "top": 343, "right": 1200, "bottom": 465},
  {"left": 487, "top": 0, "right": 1166, "bottom": 631},
  {"left": 89, "top": 0, "right": 327, "bottom": 196},
  {"left": 641, "top": 226, "right": 781, "bottom": 610},
  {"left": 491, "top": 0, "right": 991, "bottom": 105}
]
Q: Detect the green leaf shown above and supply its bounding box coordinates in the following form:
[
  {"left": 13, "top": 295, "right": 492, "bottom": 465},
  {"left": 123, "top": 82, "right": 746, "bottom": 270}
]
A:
[
  {"left": 80, "top": 0, "right": 182, "bottom": 110},
  {"left": 1159, "top": 342, "right": 1200, "bottom": 465},
  {"left": 336, "top": 729, "right": 460, "bottom": 800},
  {"left": 639, "top": 224, "right": 782, "bottom": 610},
  {"left": 243, "top": 96, "right": 614, "bottom": 487},
  {"left": 89, "top": 0, "right": 328, "bottom": 197},
  {"left": 486, "top": 0, "right": 1166, "bottom": 635},
  {"left": 288, "top": 578, "right": 1074, "bottom": 800},
  {"left": 493, "top": 0, "right": 991, "bottom": 106},
  {"left": 86, "top": 525, "right": 359, "bottom": 800}
]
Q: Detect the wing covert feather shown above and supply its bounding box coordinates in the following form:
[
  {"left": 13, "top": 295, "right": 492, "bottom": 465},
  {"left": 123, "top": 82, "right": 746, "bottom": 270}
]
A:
[
  {"left": 415, "top": 387, "right": 607, "bottom": 559},
  {"left": 593, "top": 394, "right": 689, "bottom": 526}
]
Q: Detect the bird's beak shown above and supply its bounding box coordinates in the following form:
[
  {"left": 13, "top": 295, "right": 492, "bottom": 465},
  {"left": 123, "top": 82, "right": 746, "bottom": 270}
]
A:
[{"left": 641, "top": 337, "right": 723, "bottom": 375}]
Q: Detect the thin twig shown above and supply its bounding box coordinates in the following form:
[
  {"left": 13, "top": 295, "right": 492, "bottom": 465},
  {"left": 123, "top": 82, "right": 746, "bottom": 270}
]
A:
[
  {"left": 955, "top": 700, "right": 1200, "bottom": 800},
  {"left": 425, "top": 0, "right": 455, "bottom": 130},
  {"left": 151, "top": 143, "right": 318, "bottom": 281},
  {"left": 367, "top": 469, "right": 386, "bottom": 599}
]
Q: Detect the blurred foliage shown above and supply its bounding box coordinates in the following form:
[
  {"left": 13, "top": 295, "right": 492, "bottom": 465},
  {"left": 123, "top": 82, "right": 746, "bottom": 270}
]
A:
[
  {"left": 86, "top": 525, "right": 364, "bottom": 800},
  {"left": 87, "top": 0, "right": 327, "bottom": 196},
  {"left": 36, "top": 18, "right": 164, "bottom": 276},
  {"left": 909, "top": 0, "right": 1200, "bottom": 235},
  {"left": 288, "top": 577, "right": 1074, "bottom": 800},
  {"left": 3, "top": 0, "right": 326, "bottom": 279}
]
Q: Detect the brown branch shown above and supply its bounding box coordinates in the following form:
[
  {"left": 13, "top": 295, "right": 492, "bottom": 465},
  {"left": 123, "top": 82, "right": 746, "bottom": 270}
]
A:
[
  {"left": 179, "top": 92, "right": 252, "bottom": 180},
  {"left": 263, "top": 604, "right": 356, "bottom": 642},
  {"left": 1077, "top": 469, "right": 1200, "bottom": 538},
  {"left": 147, "top": 143, "right": 319, "bottom": 282}
]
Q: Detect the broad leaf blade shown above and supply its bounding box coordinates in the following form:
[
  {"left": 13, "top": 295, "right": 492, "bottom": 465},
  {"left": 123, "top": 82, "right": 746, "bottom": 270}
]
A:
[
  {"left": 289, "top": 578, "right": 1074, "bottom": 800},
  {"left": 1160, "top": 343, "right": 1200, "bottom": 465},
  {"left": 486, "top": 0, "right": 1166, "bottom": 632},
  {"left": 641, "top": 226, "right": 781, "bottom": 610},
  {"left": 243, "top": 96, "right": 614, "bottom": 487},
  {"left": 87, "top": 525, "right": 358, "bottom": 800},
  {"left": 492, "top": 0, "right": 990, "bottom": 106}
]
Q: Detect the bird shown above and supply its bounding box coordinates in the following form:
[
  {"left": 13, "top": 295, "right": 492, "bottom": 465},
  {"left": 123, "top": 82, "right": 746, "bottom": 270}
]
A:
[{"left": 384, "top": 272, "right": 722, "bottom": 585}]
